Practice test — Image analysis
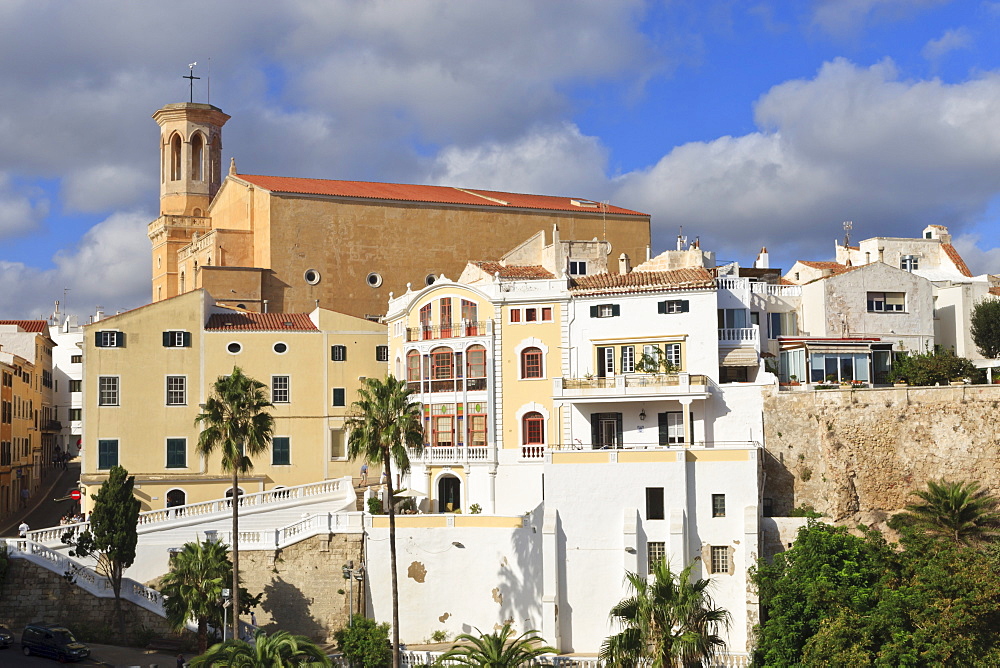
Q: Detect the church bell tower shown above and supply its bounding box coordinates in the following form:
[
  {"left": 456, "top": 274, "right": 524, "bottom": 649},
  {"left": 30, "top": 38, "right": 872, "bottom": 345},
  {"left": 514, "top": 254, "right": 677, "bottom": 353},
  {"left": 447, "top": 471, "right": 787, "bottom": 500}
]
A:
[{"left": 148, "top": 102, "right": 230, "bottom": 302}]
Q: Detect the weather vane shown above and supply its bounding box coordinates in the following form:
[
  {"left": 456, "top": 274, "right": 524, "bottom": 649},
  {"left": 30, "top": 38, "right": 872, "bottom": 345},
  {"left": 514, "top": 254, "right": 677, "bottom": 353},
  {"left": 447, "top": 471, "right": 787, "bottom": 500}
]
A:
[
  {"left": 183, "top": 62, "right": 200, "bottom": 103},
  {"left": 842, "top": 220, "right": 853, "bottom": 247}
]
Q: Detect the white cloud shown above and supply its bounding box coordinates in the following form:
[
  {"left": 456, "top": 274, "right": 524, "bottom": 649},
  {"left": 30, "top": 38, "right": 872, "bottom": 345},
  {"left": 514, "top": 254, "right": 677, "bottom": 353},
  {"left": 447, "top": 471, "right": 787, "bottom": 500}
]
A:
[
  {"left": 922, "top": 27, "right": 973, "bottom": 62},
  {"left": 0, "top": 210, "right": 150, "bottom": 318},
  {"left": 0, "top": 173, "right": 47, "bottom": 237},
  {"left": 810, "top": 0, "right": 951, "bottom": 37},
  {"left": 62, "top": 164, "right": 156, "bottom": 213},
  {"left": 611, "top": 59, "right": 1000, "bottom": 266},
  {"left": 951, "top": 234, "right": 1000, "bottom": 276}
]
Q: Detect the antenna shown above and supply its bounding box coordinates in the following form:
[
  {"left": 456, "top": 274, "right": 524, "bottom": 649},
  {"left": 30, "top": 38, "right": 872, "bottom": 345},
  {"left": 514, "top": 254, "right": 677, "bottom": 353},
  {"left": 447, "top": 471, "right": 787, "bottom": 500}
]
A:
[
  {"left": 207, "top": 57, "right": 211, "bottom": 104},
  {"left": 184, "top": 62, "right": 200, "bottom": 103},
  {"left": 842, "top": 220, "right": 853, "bottom": 247}
]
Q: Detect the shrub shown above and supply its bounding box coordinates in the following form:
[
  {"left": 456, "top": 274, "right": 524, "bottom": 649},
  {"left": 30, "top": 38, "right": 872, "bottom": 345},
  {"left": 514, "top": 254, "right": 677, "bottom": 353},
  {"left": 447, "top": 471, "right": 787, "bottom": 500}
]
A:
[
  {"left": 334, "top": 615, "right": 391, "bottom": 668},
  {"left": 890, "top": 346, "right": 978, "bottom": 386},
  {"left": 366, "top": 496, "right": 383, "bottom": 515}
]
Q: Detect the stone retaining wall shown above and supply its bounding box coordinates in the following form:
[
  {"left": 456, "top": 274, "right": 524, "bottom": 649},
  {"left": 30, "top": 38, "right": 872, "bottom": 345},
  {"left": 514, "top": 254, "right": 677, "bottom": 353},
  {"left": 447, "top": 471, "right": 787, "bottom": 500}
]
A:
[{"left": 763, "top": 384, "right": 1000, "bottom": 528}]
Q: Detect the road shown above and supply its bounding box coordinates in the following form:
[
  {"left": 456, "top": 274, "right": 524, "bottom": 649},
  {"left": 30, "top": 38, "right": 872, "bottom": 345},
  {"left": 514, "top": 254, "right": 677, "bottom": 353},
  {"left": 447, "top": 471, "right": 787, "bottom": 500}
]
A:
[{"left": 0, "top": 462, "right": 81, "bottom": 537}]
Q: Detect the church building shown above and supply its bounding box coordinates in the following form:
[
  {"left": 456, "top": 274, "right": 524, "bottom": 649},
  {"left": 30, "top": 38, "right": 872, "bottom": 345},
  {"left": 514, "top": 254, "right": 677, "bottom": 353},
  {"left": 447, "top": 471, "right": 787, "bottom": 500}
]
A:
[{"left": 149, "top": 102, "right": 652, "bottom": 320}]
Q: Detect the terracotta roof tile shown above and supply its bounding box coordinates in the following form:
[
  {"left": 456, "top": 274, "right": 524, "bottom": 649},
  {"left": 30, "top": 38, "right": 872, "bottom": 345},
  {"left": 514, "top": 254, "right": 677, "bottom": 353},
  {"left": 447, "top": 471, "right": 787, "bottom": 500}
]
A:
[
  {"left": 236, "top": 174, "right": 647, "bottom": 217},
  {"left": 205, "top": 313, "right": 317, "bottom": 331},
  {"left": 798, "top": 261, "right": 847, "bottom": 271},
  {"left": 941, "top": 243, "right": 973, "bottom": 277},
  {"left": 0, "top": 320, "right": 47, "bottom": 333},
  {"left": 469, "top": 261, "right": 555, "bottom": 279},
  {"left": 989, "top": 287, "right": 1000, "bottom": 296},
  {"left": 571, "top": 267, "right": 715, "bottom": 296}
]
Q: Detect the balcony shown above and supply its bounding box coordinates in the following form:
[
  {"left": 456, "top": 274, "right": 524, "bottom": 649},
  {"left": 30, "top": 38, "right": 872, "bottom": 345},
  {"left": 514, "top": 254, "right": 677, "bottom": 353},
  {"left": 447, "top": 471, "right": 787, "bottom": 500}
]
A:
[
  {"left": 42, "top": 420, "right": 61, "bottom": 432},
  {"left": 718, "top": 327, "right": 758, "bottom": 345},
  {"left": 406, "top": 320, "right": 492, "bottom": 342},
  {"left": 407, "top": 377, "right": 488, "bottom": 394},
  {"left": 553, "top": 373, "right": 709, "bottom": 400},
  {"left": 407, "top": 445, "right": 491, "bottom": 464},
  {"left": 717, "top": 277, "right": 802, "bottom": 297}
]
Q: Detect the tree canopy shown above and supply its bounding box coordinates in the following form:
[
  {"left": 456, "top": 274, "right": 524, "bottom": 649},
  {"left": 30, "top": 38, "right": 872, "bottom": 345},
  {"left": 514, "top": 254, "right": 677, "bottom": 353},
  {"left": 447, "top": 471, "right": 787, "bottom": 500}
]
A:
[
  {"left": 440, "top": 623, "right": 555, "bottom": 667},
  {"left": 190, "top": 629, "right": 331, "bottom": 667},
  {"left": 889, "top": 346, "right": 978, "bottom": 385},
  {"left": 970, "top": 298, "right": 1000, "bottom": 360},
  {"left": 890, "top": 479, "right": 1000, "bottom": 546}
]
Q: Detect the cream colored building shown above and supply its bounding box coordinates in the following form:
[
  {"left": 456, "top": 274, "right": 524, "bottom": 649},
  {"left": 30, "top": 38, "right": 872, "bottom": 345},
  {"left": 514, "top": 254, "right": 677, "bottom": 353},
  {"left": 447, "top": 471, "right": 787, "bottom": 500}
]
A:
[
  {"left": 147, "top": 101, "right": 651, "bottom": 320},
  {"left": 80, "top": 290, "right": 386, "bottom": 513}
]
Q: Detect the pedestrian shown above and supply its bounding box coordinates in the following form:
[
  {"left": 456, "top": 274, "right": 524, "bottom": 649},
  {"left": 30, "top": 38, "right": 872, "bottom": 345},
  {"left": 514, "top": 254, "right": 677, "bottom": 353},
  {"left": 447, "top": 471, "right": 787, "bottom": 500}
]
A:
[
  {"left": 250, "top": 611, "right": 257, "bottom": 626},
  {"left": 176, "top": 653, "right": 185, "bottom": 668},
  {"left": 380, "top": 469, "right": 388, "bottom": 486},
  {"left": 19, "top": 487, "right": 29, "bottom": 508},
  {"left": 18, "top": 520, "right": 29, "bottom": 538},
  {"left": 359, "top": 463, "right": 368, "bottom": 486}
]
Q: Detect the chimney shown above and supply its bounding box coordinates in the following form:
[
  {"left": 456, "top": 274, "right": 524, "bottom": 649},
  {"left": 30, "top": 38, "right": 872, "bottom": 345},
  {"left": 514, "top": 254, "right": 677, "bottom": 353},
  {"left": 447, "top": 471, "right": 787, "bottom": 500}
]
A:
[
  {"left": 95, "top": 306, "right": 104, "bottom": 322},
  {"left": 263, "top": 300, "right": 269, "bottom": 313},
  {"left": 865, "top": 251, "right": 871, "bottom": 264},
  {"left": 618, "top": 253, "right": 632, "bottom": 275},
  {"left": 878, "top": 247, "right": 885, "bottom": 263},
  {"left": 753, "top": 247, "right": 769, "bottom": 269}
]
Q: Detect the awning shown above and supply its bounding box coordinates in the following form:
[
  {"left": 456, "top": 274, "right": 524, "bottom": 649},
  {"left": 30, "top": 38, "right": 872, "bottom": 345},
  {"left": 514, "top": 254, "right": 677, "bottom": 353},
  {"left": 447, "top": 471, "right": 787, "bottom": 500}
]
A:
[
  {"left": 393, "top": 488, "right": 427, "bottom": 498},
  {"left": 720, "top": 348, "right": 759, "bottom": 366},
  {"left": 805, "top": 343, "right": 873, "bottom": 354}
]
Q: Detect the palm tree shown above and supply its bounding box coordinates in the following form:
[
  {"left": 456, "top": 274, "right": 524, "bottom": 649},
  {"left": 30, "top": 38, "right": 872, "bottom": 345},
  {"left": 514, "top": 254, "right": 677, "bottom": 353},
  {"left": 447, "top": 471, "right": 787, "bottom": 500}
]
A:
[
  {"left": 189, "top": 629, "right": 331, "bottom": 667},
  {"left": 158, "top": 539, "right": 231, "bottom": 654},
  {"left": 345, "top": 375, "right": 423, "bottom": 668},
  {"left": 601, "top": 559, "right": 730, "bottom": 668},
  {"left": 196, "top": 366, "right": 274, "bottom": 640},
  {"left": 898, "top": 479, "right": 1000, "bottom": 545},
  {"left": 440, "top": 623, "right": 555, "bottom": 667}
]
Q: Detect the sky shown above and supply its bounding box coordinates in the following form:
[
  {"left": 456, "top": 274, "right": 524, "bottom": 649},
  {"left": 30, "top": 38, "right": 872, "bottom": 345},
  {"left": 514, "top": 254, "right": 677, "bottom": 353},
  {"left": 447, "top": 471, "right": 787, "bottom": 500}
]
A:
[{"left": 2, "top": 0, "right": 1000, "bottom": 319}]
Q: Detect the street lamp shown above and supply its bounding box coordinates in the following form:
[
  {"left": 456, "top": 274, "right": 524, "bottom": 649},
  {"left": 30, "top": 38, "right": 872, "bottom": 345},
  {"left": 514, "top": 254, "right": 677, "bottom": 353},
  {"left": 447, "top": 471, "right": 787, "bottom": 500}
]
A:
[
  {"left": 221, "top": 588, "right": 231, "bottom": 641},
  {"left": 342, "top": 561, "right": 365, "bottom": 625}
]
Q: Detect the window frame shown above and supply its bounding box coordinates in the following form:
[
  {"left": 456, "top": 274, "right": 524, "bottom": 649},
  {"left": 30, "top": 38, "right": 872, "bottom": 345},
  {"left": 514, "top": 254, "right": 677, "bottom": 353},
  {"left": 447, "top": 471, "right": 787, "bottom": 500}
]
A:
[
  {"left": 376, "top": 345, "right": 389, "bottom": 362},
  {"left": 658, "top": 299, "right": 689, "bottom": 314},
  {"left": 331, "top": 345, "right": 347, "bottom": 362},
  {"left": 272, "top": 436, "right": 291, "bottom": 466},
  {"left": 98, "top": 439, "right": 118, "bottom": 470},
  {"left": 569, "top": 260, "right": 587, "bottom": 275},
  {"left": 647, "top": 541, "right": 666, "bottom": 575},
  {"left": 332, "top": 387, "right": 346, "bottom": 407},
  {"left": 522, "top": 412, "right": 545, "bottom": 445},
  {"left": 712, "top": 493, "right": 726, "bottom": 518},
  {"left": 520, "top": 347, "right": 543, "bottom": 379},
  {"left": 271, "top": 375, "right": 290, "bottom": 403},
  {"left": 98, "top": 376, "right": 119, "bottom": 406},
  {"left": 166, "top": 438, "right": 186, "bottom": 469},
  {"left": 162, "top": 330, "right": 191, "bottom": 348},
  {"left": 646, "top": 487, "right": 665, "bottom": 520},
  {"left": 710, "top": 546, "right": 730, "bottom": 574},
  {"left": 591, "top": 303, "right": 620, "bottom": 318},
  {"left": 165, "top": 375, "right": 187, "bottom": 406},
  {"left": 95, "top": 330, "right": 124, "bottom": 348},
  {"left": 867, "top": 291, "right": 905, "bottom": 313}
]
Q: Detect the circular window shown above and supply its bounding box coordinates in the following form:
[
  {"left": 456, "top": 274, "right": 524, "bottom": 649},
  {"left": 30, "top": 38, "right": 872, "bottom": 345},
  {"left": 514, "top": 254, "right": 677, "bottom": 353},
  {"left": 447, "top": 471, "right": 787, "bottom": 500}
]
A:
[
  {"left": 425, "top": 274, "right": 437, "bottom": 286},
  {"left": 273, "top": 342, "right": 288, "bottom": 354},
  {"left": 366, "top": 272, "right": 383, "bottom": 288},
  {"left": 304, "top": 269, "right": 321, "bottom": 285},
  {"left": 227, "top": 342, "right": 242, "bottom": 354}
]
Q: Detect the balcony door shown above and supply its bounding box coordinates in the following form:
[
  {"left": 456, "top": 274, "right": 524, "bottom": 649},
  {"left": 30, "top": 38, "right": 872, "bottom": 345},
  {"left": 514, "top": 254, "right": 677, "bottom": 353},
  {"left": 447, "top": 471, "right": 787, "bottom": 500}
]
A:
[{"left": 591, "top": 412, "right": 623, "bottom": 449}]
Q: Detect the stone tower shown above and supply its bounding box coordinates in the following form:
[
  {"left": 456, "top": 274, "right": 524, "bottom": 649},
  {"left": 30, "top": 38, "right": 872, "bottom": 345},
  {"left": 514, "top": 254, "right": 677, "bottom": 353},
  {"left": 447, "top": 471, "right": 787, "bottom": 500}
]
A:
[{"left": 148, "top": 103, "right": 230, "bottom": 303}]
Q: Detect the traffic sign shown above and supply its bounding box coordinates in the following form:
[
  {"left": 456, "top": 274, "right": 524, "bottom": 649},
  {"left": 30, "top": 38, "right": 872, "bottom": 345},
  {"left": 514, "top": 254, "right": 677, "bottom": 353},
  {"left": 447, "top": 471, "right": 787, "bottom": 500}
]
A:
[{"left": 70, "top": 490, "right": 82, "bottom": 501}]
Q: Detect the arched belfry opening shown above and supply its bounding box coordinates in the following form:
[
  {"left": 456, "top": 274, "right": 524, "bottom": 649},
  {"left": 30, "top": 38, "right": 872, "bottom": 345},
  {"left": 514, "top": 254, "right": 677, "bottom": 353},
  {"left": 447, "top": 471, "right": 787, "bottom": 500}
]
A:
[
  {"left": 169, "top": 133, "right": 182, "bottom": 181},
  {"left": 191, "top": 132, "right": 204, "bottom": 181}
]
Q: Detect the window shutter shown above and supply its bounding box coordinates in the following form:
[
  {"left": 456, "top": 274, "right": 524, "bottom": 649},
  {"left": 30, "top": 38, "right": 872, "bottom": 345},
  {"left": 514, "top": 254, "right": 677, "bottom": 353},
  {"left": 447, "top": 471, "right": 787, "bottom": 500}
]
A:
[
  {"left": 615, "top": 413, "right": 624, "bottom": 448},
  {"left": 612, "top": 304, "right": 621, "bottom": 317},
  {"left": 117, "top": 332, "right": 125, "bottom": 347},
  {"left": 162, "top": 331, "right": 171, "bottom": 347},
  {"left": 681, "top": 300, "right": 690, "bottom": 313},
  {"left": 658, "top": 412, "right": 669, "bottom": 446},
  {"left": 596, "top": 348, "right": 607, "bottom": 378},
  {"left": 657, "top": 301, "right": 666, "bottom": 314},
  {"left": 95, "top": 332, "right": 103, "bottom": 348},
  {"left": 333, "top": 388, "right": 345, "bottom": 406},
  {"left": 591, "top": 414, "right": 600, "bottom": 448},
  {"left": 590, "top": 305, "right": 598, "bottom": 318},
  {"left": 183, "top": 332, "right": 192, "bottom": 347}
]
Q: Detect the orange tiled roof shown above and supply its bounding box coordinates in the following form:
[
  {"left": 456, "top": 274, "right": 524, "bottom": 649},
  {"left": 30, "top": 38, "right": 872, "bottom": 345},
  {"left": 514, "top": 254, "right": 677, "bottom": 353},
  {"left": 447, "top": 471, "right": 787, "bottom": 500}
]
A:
[
  {"left": 798, "top": 261, "right": 846, "bottom": 271},
  {"left": 941, "top": 243, "right": 973, "bottom": 277},
  {"left": 0, "top": 320, "right": 47, "bottom": 332},
  {"left": 205, "top": 313, "right": 317, "bottom": 331},
  {"left": 469, "top": 261, "right": 555, "bottom": 279},
  {"left": 571, "top": 267, "right": 715, "bottom": 296},
  {"left": 236, "top": 174, "right": 647, "bottom": 217},
  {"left": 989, "top": 287, "right": 1000, "bottom": 296}
]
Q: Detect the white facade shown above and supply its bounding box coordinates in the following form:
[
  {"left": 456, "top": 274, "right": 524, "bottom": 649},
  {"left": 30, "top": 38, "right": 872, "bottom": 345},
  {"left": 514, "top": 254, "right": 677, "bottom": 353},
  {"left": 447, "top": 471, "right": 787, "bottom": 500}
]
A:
[{"left": 48, "top": 311, "right": 85, "bottom": 456}]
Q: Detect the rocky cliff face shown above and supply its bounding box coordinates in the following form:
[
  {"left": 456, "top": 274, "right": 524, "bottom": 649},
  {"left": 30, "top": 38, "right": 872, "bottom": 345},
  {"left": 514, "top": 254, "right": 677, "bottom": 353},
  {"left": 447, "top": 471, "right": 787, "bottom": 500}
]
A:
[{"left": 763, "top": 384, "right": 1000, "bottom": 528}]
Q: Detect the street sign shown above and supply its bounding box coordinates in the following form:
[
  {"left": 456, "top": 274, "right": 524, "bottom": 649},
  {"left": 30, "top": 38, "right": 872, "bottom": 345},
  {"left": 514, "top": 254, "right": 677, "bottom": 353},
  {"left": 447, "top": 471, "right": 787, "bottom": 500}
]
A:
[{"left": 70, "top": 490, "right": 82, "bottom": 501}]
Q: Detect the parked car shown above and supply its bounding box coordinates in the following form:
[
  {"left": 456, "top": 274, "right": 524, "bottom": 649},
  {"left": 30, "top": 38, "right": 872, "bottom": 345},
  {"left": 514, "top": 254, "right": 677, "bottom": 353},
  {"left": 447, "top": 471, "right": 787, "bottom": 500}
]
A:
[
  {"left": 0, "top": 625, "right": 12, "bottom": 648},
  {"left": 20, "top": 623, "right": 90, "bottom": 662}
]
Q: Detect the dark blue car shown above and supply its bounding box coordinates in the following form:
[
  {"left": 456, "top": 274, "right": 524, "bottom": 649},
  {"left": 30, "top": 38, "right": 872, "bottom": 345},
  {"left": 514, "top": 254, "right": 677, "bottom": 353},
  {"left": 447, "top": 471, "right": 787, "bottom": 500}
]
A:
[{"left": 20, "top": 623, "right": 90, "bottom": 662}]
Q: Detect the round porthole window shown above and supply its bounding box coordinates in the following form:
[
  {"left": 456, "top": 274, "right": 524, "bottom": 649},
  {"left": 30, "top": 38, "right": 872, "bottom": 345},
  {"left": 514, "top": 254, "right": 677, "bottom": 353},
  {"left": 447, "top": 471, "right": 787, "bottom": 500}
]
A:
[
  {"left": 227, "top": 342, "right": 242, "bottom": 354},
  {"left": 304, "top": 269, "right": 321, "bottom": 285},
  {"left": 366, "top": 272, "right": 383, "bottom": 288},
  {"left": 273, "top": 342, "right": 288, "bottom": 354},
  {"left": 425, "top": 274, "right": 437, "bottom": 286}
]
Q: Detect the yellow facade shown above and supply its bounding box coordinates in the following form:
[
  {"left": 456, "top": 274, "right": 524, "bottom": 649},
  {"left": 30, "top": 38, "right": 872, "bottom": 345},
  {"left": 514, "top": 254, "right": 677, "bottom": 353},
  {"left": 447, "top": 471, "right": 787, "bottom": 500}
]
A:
[
  {"left": 148, "top": 101, "right": 651, "bottom": 320},
  {"left": 80, "top": 290, "right": 386, "bottom": 512}
]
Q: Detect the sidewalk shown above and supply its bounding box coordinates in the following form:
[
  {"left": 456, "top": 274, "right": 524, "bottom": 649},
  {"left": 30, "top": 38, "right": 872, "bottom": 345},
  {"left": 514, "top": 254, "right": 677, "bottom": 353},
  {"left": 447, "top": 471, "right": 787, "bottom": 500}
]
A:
[
  {"left": 0, "top": 461, "right": 79, "bottom": 537},
  {"left": 87, "top": 643, "right": 185, "bottom": 667}
]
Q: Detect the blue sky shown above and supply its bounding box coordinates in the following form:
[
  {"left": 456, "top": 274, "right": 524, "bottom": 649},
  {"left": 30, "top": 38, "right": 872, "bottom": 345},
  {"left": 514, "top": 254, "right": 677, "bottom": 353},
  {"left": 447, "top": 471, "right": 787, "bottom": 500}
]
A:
[{"left": 1, "top": 0, "right": 1000, "bottom": 318}]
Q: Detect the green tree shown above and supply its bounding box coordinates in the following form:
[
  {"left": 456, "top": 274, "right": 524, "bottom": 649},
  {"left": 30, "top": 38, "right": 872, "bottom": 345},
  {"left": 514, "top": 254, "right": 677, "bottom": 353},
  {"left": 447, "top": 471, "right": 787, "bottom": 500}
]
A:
[
  {"left": 190, "top": 629, "right": 331, "bottom": 667},
  {"left": 345, "top": 376, "right": 423, "bottom": 668},
  {"left": 601, "top": 559, "right": 730, "bottom": 668},
  {"left": 890, "top": 479, "right": 1000, "bottom": 546},
  {"left": 970, "top": 298, "right": 1000, "bottom": 360},
  {"left": 440, "top": 623, "right": 554, "bottom": 667},
  {"left": 889, "top": 346, "right": 978, "bottom": 386},
  {"left": 751, "top": 520, "right": 895, "bottom": 667},
  {"left": 196, "top": 366, "right": 275, "bottom": 640},
  {"left": 63, "top": 464, "right": 140, "bottom": 638},
  {"left": 333, "top": 615, "right": 392, "bottom": 668},
  {"left": 158, "top": 540, "right": 230, "bottom": 654}
]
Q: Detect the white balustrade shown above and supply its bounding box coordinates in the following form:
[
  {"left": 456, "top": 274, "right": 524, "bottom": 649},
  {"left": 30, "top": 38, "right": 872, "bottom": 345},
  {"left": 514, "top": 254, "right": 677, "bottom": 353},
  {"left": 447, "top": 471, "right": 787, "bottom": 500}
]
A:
[{"left": 718, "top": 327, "right": 758, "bottom": 342}]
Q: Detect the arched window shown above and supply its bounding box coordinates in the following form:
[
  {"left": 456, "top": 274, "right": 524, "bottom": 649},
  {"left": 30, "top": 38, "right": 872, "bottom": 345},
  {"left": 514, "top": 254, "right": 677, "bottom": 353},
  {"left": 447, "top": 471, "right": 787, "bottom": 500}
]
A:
[
  {"left": 466, "top": 345, "right": 487, "bottom": 391},
  {"left": 166, "top": 488, "right": 186, "bottom": 508},
  {"left": 520, "top": 347, "right": 543, "bottom": 379},
  {"left": 179, "top": 271, "right": 185, "bottom": 293},
  {"left": 170, "top": 133, "right": 182, "bottom": 181},
  {"left": 431, "top": 347, "right": 454, "bottom": 392},
  {"left": 406, "top": 350, "right": 421, "bottom": 390},
  {"left": 523, "top": 412, "right": 544, "bottom": 445},
  {"left": 191, "top": 132, "right": 204, "bottom": 181},
  {"left": 210, "top": 136, "right": 221, "bottom": 186},
  {"left": 438, "top": 475, "right": 461, "bottom": 513}
]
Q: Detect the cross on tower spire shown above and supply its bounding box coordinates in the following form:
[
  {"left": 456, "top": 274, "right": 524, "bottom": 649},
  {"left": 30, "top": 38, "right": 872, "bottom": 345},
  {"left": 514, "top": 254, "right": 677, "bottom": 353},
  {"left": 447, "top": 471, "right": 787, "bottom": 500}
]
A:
[{"left": 183, "top": 62, "right": 200, "bottom": 103}]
